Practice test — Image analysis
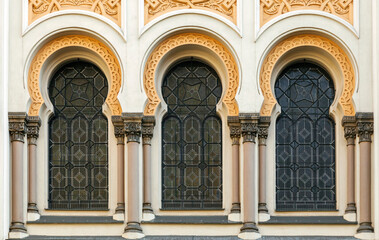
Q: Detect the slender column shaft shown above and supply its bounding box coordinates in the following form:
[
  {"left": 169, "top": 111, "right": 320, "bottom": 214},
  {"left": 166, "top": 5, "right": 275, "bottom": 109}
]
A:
[
  {"left": 117, "top": 139, "right": 125, "bottom": 211},
  {"left": 9, "top": 113, "right": 28, "bottom": 235},
  {"left": 258, "top": 118, "right": 269, "bottom": 215},
  {"left": 243, "top": 140, "right": 256, "bottom": 223},
  {"left": 356, "top": 113, "right": 374, "bottom": 234},
  {"left": 113, "top": 116, "right": 125, "bottom": 215},
  {"left": 27, "top": 116, "right": 41, "bottom": 215},
  {"left": 142, "top": 117, "right": 155, "bottom": 215},
  {"left": 342, "top": 117, "right": 357, "bottom": 217},
  {"left": 127, "top": 141, "right": 140, "bottom": 223},
  {"left": 239, "top": 114, "right": 260, "bottom": 237},
  {"left": 228, "top": 117, "right": 241, "bottom": 214},
  {"left": 123, "top": 113, "right": 144, "bottom": 238}
]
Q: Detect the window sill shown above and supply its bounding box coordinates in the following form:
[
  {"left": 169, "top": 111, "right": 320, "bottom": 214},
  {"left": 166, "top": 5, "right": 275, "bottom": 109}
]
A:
[
  {"left": 259, "top": 216, "right": 357, "bottom": 225},
  {"left": 27, "top": 216, "right": 123, "bottom": 224},
  {"left": 142, "top": 215, "right": 241, "bottom": 224}
]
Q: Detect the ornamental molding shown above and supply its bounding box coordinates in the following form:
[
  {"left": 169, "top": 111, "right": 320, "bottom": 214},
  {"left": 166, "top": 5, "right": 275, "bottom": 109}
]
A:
[
  {"left": 259, "top": 34, "right": 355, "bottom": 117},
  {"left": 143, "top": 32, "right": 239, "bottom": 116},
  {"left": 260, "top": 0, "right": 353, "bottom": 27},
  {"left": 144, "top": 0, "right": 237, "bottom": 25},
  {"left": 27, "top": 35, "right": 122, "bottom": 116},
  {"left": 28, "top": 0, "right": 122, "bottom": 26}
]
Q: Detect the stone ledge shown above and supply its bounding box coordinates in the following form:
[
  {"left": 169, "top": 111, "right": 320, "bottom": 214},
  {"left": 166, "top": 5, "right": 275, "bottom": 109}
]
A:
[
  {"left": 142, "top": 215, "right": 241, "bottom": 224},
  {"left": 27, "top": 216, "right": 123, "bottom": 224},
  {"left": 259, "top": 216, "right": 357, "bottom": 225}
]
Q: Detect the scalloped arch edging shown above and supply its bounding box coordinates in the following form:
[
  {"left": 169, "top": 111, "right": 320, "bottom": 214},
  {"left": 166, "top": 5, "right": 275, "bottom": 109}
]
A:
[
  {"left": 260, "top": 34, "right": 355, "bottom": 116},
  {"left": 28, "top": 35, "right": 122, "bottom": 116},
  {"left": 143, "top": 32, "right": 239, "bottom": 116}
]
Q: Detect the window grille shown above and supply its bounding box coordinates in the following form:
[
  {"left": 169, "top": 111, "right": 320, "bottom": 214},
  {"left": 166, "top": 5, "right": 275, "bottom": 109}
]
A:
[
  {"left": 161, "top": 60, "right": 223, "bottom": 209},
  {"left": 48, "top": 61, "right": 108, "bottom": 209},
  {"left": 275, "top": 62, "right": 336, "bottom": 211}
]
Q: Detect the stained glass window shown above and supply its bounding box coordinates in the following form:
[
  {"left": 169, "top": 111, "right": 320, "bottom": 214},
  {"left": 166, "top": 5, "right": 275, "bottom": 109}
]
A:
[
  {"left": 275, "top": 63, "right": 336, "bottom": 211},
  {"left": 48, "top": 61, "right": 109, "bottom": 209},
  {"left": 161, "top": 60, "right": 223, "bottom": 209}
]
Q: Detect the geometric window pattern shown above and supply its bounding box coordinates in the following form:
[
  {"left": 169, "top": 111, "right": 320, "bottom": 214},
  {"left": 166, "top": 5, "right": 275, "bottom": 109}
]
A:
[
  {"left": 162, "top": 60, "right": 222, "bottom": 209},
  {"left": 275, "top": 63, "right": 336, "bottom": 211},
  {"left": 48, "top": 61, "right": 108, "bottom": 209}
]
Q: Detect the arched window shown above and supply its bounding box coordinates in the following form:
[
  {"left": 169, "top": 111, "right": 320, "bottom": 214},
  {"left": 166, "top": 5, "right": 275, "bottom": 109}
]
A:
[
  {"left": 275, "top": 62, "right": 336, "bottom": 211},
  {"left": 161, "top": 60, "right": 223, "bottom": 209},
  {"left": 48, "top": 61, "right": 109, "bottom": 209}
]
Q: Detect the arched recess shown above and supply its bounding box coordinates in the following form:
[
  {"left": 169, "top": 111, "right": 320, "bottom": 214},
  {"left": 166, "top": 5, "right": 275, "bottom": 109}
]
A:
[
  {"left": 27, "top": 35, "right": 122, "bottom": 116},
  {"left": 260, "top": 34, "right": 355, "bottom": 117},
  {"left": 143, "top": 32, "right": 239, "bottom": 116}
]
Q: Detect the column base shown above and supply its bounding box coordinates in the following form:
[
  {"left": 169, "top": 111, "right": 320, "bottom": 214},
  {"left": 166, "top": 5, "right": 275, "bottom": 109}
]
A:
[
  {"left": 113, "top": 203, "right": 125, "bottom": 221},
  {"left": 228, "top": 212, "right": 240, "bottom": 222},
  {"left": 355, "top": 222, "right": 374, "bottom": 240},
  {"left": 142, "top": 203, "right": 155, "bottom": 221},
  {"left": 27, "top": 212, "right": 40, "bottom": 221},
  {"left": 354, "top": 232, "right": 375, "bottom": 240},
  {"left": 9, "top": 222, "right": 28, "bottom": 239},
  {"left": 8, "top": 231, "right": 29, "bottom": 239},
  {"left": 258, "top": 212, "right": 270, "bottom": 222},
  {"left": 343, "top": 212, "right": 356, "bottom": 222},
  {"left": 238, "top": 222, "right": 260, "bottom": 240},
  {"left": 122, "top": 222, "right": 145, "bottom": 239}
]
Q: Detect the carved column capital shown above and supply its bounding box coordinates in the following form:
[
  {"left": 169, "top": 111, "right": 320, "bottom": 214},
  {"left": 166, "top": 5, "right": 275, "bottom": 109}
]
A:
[
  {"left": 9, "top": 113, "right": 27, "bottom": 143},
  {"left": 239, "top": 113, "right": 259, "bottom": 143},
  {"left": 356, "top": 113, "right": 374, "bottom": 143},
  {"left": 342, "top": 116, "right": 356, "bottom": 145},
  {"left": 228, "top": 116, "right": 241, "bottom": 145},
  {"left": 258, "top": 117, "right": 270, "bottom": 145},
  {"left": 26, "top": 116, "right": 41, "bottom": 145},
  {"left": 142, "top": 116, "right": 155, "bottom": 145},
  {"left": 123, "top": 113, "right": 143, "bottom": 143},
  {"left": 112, "top": 115, "right": 125, "bottom": 144}
]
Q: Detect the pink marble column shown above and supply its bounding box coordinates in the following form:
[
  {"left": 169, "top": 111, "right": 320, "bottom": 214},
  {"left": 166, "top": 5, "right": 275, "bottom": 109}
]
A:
[
  {"left": 356, "top": 113, "right": 374, "bottom": 236},
  {"left": 8, "top": 113, "right": 28, "bottom": 238},
  {"left": 258, "top": 117, "right": 270, "bottom": 219},
  {"left": 228, "top": 116, "right": 241, "bottom": 217},
  {"left": 238, "top": 114, "right": 260, "bottom": 239},
  {"left": 112, "top": 116, "right": 125, "bottom": 218},
  {"left": 26, "top": 116, "right": 41, "bottom": 221},
  {"left": 342, "top": 116, "right": 357, "bottom": 221},
  {"left": 142, "top": 116, "right": 155, "bottom": 220},
  {"left": 123, "top": 113, "right": 144, "bottom": 239}
]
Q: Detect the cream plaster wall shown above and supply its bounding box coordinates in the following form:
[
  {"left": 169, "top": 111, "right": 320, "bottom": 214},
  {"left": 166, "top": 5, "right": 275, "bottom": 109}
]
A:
[
  {"left": 0, "top": 0, "right": 10, "bottom": 239},
  {"left": 5, "top": 0, "right": 379, "bottom": 238}
]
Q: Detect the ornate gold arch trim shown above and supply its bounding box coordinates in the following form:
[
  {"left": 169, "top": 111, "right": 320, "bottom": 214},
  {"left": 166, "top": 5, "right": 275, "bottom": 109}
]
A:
[
  {"left": 28, "top": 35, "right": 122, "bottom": 116},
  {"left": 143, "top": 32, "right": 239, "bottom": 116},
  {"left": 29, "top": 0, "right": 122, "bottom": 26},
  {"left": 260, "top": 34, "right": 355, "bottom": 116}
]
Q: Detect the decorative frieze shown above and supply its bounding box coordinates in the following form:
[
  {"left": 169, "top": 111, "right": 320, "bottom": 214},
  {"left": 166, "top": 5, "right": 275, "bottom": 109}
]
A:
[
  {"left": 144, "top": 0, "right": 237, "bottom": 25},
  {"left": 28, "top": 0, "right": 122, "bottom": 26},
  {"left": 9, "top": 113, "right": 27, "bottom": 143},
  {"left": 260, "top": 0, "right": 353, "bottom": 27}
]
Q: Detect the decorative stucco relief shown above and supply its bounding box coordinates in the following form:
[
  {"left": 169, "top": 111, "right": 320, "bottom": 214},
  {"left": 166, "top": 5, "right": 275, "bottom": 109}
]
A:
[
  {"left": 143, "top": 32, "right": 239, "bottom": 116},
  {"left": 28, "top": 0, "right": 122, "bottom": 26},
  {"left": 260, "top": 34, "right": 355, "bottom": 116},
  {"left": 28, "top": 35, "right": 122, "bottom": 116},
  {"left": 260, "top": 0, "right": 353, "bottom": 27},
  {"left": 144, "top": 0, "right": 237, "bottom": 25}
]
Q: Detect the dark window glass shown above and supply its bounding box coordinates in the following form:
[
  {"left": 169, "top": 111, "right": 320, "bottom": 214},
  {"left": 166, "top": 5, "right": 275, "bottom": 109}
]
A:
[
  {"left": 48, "top": 61, "right": 108, "bottom": 209},
  {"left": 162, "top": 60, "right": 223, "bottom": 209},
  {"left": 275, "top": 63, "right": 336, "bottom": 211}
]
